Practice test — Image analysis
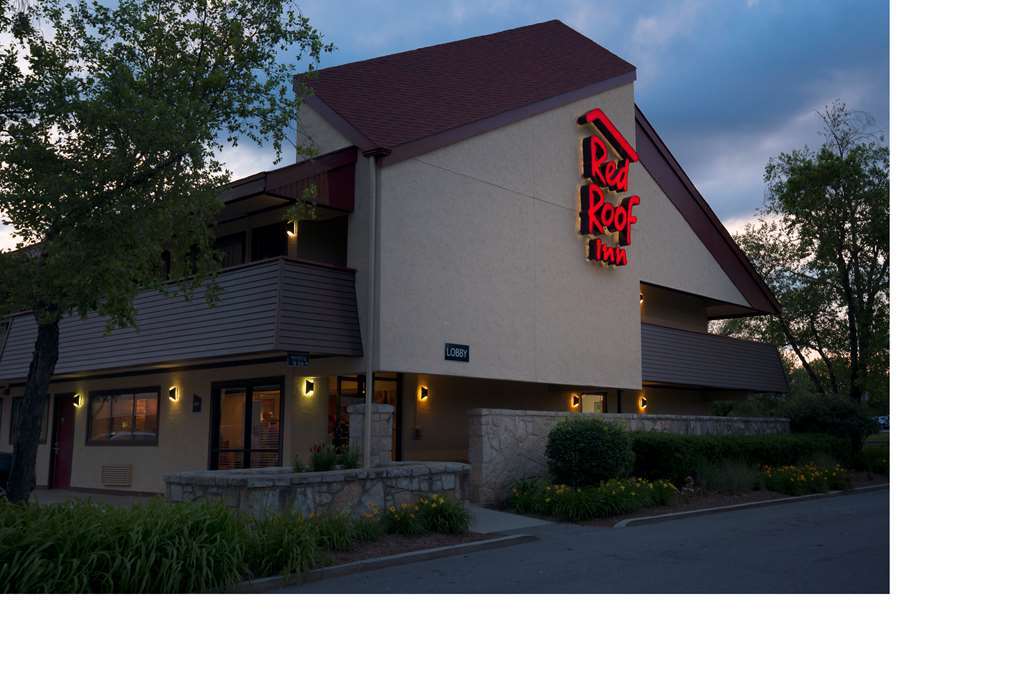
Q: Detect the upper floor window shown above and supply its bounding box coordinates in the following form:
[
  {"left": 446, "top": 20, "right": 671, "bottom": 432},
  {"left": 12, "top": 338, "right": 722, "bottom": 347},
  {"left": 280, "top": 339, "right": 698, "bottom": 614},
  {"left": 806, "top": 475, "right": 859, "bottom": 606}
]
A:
[{"left": 87, "top": 388, "right": 160, "bottom": 445}]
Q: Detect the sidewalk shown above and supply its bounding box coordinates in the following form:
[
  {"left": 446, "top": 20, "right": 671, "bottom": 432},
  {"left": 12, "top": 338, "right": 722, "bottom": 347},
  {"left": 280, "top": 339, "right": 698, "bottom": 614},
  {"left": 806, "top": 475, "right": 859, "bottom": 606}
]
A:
[{"left": 466, "top": 504, "right": 550, "bottom": 534}]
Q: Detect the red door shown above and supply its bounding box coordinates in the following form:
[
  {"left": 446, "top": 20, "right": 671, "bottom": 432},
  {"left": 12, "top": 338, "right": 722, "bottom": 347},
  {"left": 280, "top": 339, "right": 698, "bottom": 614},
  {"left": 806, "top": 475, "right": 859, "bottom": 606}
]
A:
[{"left": 50, "top": 396, "right": 76, "bottom": 489}]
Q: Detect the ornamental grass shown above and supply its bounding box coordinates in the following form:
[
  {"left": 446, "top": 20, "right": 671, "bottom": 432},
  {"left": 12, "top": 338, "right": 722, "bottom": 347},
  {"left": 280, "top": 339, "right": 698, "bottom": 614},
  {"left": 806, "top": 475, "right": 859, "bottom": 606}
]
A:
[{"left": 0, "top": 493, "right": 472, "bottom": 593}]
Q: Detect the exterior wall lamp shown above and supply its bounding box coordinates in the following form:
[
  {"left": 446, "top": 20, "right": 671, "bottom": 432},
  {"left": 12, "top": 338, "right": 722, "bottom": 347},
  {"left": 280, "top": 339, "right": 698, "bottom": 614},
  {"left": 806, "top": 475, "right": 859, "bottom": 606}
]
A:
[
  {"left": 571, "top": 394, "right": 581, "bottom": 409},
  {"left": 168, "top": 386, "right": 178, "bottom": 402},
  {"left": 639, "top": 395, "right": 648, "bottom": 411},
  {"left": 304, "top": 379, "right": 316, "bottom": 396},
  {"left": 72, "top": 393, "right": 82, "bottom": 408},
  {"left": 418, "top": 385, "right": 430, "bottom": 401},
  {"left": 286, "top": 221, "right": 299, "bottom": 239},
  {"left": 640, "top": 292, "right": 645, "bottom": 304}
]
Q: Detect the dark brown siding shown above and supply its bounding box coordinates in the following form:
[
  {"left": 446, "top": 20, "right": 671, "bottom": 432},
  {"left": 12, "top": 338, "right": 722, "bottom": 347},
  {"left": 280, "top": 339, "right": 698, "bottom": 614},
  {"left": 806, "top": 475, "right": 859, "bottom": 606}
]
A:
[
  {"left": 642, "top": 323, "right": 788, "bottom": 393},
  {"left": 0, "top": 258, "right": 362, "bottom": 381}
]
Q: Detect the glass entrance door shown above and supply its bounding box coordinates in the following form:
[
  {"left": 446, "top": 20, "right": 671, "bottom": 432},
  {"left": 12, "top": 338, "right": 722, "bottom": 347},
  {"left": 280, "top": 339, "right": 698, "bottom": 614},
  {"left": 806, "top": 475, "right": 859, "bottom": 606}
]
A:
[{"left": 211, "top": 379, "right": 283, "bottom": 470}]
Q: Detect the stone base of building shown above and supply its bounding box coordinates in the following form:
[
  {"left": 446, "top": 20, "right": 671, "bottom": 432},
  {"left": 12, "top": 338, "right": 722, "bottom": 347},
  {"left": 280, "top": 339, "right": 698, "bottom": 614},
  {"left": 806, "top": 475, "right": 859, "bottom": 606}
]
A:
[
  {"left": 165, "top": 462, "right": 469, "bottom": 519},
  {"left": 468, "top": 409, "right": 791, "bottom": 504}
]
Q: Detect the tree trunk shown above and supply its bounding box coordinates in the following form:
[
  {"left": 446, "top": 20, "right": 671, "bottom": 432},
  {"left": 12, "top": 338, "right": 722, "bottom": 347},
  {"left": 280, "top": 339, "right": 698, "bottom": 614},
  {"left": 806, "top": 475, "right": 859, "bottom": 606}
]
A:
[{"left": 5, "top": 319, "right": 60, "bottom": 503}]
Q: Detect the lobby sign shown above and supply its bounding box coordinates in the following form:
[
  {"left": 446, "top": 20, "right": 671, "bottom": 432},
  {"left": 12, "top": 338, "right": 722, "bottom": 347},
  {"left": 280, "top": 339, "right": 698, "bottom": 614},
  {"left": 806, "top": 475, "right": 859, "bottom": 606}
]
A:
[
  {"left": 444, "top": 343, "right": 470, "bottom": 362},
  {"left": 577, "top": 108, "right": 640, "bottom": 267}
]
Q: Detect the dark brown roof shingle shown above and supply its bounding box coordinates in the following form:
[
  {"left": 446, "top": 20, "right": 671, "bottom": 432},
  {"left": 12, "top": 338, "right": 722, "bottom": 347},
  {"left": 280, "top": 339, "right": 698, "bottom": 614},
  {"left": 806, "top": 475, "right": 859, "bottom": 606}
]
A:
[{"left": 298, "top": 20, "right": 636, "bottom": 151}]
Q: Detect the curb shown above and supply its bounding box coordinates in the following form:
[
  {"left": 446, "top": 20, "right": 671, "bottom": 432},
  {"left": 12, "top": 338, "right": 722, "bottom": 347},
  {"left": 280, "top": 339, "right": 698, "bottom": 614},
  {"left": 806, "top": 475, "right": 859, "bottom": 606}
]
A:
[
  {"left": 613, "top": 483, "right": 890, "bottom": 529},
  {"left": 235, "top": 533, "right": 539, "bottom": 593}
]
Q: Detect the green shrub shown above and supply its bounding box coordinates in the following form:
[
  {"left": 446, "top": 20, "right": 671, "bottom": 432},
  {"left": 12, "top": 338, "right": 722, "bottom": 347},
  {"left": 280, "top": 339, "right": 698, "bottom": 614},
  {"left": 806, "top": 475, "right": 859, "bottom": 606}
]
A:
[
  {"left": 336, "top": 448, "right": 360, "bottom": 470},
  {"left": 693, "top": 457, "right": 761, "bottom": 493},
  {"left": 309, "top": 443, "right": 338, "bottom": 472},
  {"left": 631, "top": 432, "right": 847, "bottom": 486},
  {"left": 761, "top": 463, "right": 851, "bottom": 496},
  {"left": 508, "top": 477, "right": 678, "bottom": 522},
  {"left": 383, "top": 495, "right": 472, "bottom": 536},
  {"left": 352, "top": 513, "right": 385, "bottom": 543},
  {"left": 416, "top": 494, "right": 472, "bottom": 534},
  {"left": 848, "top": 444, "right": 889, "bottom": 475},
  {"left": 243, "top": 511, "right": 320, "bottom": 577},
  {"left": 546, "top": 417, "right": 633, "bottom": 487},
  {"left": 0, "top": 499, "right": 247, "bottom": 593},
  {"left": 781, "top": 393, "right": 877, "bottom": 458},
  {"left": 309, "top": 511, "right": 355, "bottom": 552}
]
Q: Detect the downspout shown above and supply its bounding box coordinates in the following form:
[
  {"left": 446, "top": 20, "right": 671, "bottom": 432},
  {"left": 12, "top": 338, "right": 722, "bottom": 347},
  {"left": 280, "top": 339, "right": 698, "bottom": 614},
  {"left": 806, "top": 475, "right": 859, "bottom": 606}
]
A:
[{"left": 361, "top": 148, "right": 389, "bottom": 466}]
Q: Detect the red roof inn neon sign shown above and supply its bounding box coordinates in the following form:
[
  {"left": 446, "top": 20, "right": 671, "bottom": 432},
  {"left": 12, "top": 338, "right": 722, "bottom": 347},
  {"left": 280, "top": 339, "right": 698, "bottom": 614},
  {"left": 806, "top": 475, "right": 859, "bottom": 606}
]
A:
[{"left": 578, "top": 108, "right": 640, "bottom": 268}]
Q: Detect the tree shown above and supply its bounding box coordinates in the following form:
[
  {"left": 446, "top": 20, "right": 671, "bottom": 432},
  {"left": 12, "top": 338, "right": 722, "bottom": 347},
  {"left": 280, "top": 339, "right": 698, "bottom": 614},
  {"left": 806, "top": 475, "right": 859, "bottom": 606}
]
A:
[
  {"left": 0, "top": 0, "right": 329, "bottom": 502},
  {"left": 718, "top": 101, "right": 889, "bottom": 404}
]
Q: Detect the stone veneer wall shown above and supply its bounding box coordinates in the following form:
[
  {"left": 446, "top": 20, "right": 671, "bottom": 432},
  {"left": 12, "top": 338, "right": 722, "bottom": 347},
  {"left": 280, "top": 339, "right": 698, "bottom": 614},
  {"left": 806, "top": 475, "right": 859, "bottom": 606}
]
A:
[
  {"left": 348, "top": 403, "right": 394, "bottom": 467},
  {"left": 468, "top": 409, "right": 791, "bottom": 504},
  {"left": 165, "top": 462, "right": 469, "bottom": 518}
]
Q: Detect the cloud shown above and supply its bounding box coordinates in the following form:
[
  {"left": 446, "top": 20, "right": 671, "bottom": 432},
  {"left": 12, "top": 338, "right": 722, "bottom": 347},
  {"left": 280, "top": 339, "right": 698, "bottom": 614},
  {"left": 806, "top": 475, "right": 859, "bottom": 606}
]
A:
[{"left": 216, "top": 142, "right": 284, "bottom": 180}]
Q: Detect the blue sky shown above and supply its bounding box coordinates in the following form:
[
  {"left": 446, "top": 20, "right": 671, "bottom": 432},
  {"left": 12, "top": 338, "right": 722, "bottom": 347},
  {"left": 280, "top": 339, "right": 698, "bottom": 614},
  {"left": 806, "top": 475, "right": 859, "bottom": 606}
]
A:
[
  {"left": 220, "top": 0, "right": 890, "bottom": 232},
  {"left": 0, "top": 0, "right": 888, "bottom": 247}
]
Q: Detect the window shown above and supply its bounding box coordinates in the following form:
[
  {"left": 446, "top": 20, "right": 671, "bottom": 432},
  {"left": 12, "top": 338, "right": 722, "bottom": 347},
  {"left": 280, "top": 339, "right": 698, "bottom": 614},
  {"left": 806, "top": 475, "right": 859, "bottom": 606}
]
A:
[
  {"left": 87, "top": 388, "right": 160, "bottom": 445},
  {"left": 215, "top": 232, "right": 246, "bottom": 268},
  {"left": 9, "top": 396, "right": 49, "bottom": 445},
  {"left": 211, "top": 379, "right": 283, "bottom": 469},
  {"left": 580, "top": 393, "right": 606, "bottom": 414},
  {"left": 250, "top": 223, "right": 288, "bottom": 262}
]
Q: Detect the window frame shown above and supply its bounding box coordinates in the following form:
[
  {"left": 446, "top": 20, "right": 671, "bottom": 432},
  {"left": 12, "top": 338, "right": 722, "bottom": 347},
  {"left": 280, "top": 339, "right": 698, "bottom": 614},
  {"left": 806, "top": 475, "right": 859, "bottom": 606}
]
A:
[{"left": 85, "top": 386, "right": 162, "bottom": 447}]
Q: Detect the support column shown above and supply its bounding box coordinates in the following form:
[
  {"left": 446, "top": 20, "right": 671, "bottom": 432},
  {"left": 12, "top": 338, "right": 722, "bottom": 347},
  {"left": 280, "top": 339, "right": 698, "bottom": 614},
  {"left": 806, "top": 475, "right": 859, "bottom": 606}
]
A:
[{"left": 348, "top": 403, "right": 394, "bottom": 467}]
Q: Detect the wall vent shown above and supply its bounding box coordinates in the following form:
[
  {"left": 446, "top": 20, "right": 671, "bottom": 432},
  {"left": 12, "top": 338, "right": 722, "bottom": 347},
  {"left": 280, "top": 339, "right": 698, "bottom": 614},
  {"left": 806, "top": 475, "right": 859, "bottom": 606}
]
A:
[{"left": 101, "top": 464, "right": 132, "bottom": 487}]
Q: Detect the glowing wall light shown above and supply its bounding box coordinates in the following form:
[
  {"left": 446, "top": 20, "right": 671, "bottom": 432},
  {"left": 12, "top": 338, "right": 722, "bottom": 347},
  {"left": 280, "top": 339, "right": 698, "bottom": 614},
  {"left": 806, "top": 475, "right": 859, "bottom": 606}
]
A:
[
  {"left": 418, "top": 385, "right": 430, "bottom": 401},
  {"left": 639, "top": 395, "right": 648, "bottom": 411},
  {"left": 304, "top": 379, "right": 316, "bottom": 396},
  {"left": 571, "top": 394, "right": 581, "bottom": 409},
  {"left": 72, "top": 394, "right": 82, "bottom": 408},
  {"left": 168, "top": 386, "right": 178, "bottom": 402}
]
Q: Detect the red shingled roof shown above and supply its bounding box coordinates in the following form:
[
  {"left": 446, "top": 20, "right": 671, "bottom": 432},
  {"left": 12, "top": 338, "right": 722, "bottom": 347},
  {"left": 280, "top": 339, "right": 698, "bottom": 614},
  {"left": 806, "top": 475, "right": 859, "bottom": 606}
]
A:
[{"left": 298, "top": 20, "right": 636, "bottom": 153}]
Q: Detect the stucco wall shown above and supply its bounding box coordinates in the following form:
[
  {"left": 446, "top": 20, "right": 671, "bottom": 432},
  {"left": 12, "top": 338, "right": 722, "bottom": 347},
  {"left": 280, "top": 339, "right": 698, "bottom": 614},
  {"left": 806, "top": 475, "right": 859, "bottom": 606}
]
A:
[
  {"left": 4, "top": 356, "right": 361, "bottom": 493},
  {"left": 296, "top": 103, "right": 352, "bottom": 158},
  {"left": 371, "top": 83, "right": 748, "bottom": 390}
]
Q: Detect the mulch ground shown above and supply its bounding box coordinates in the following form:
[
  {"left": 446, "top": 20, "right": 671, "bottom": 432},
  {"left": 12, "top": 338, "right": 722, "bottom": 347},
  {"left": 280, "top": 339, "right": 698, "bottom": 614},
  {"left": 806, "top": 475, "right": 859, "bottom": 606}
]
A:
[{"left": 323, "top": 531, "right": 493, "bottom": 565}]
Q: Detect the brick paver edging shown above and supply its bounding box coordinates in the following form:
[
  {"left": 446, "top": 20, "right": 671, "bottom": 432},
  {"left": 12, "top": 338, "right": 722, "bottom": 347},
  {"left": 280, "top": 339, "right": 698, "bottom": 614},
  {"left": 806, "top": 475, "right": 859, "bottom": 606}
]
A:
[{"left": 613, "top": 484, "right": 890, "bottom": 528}]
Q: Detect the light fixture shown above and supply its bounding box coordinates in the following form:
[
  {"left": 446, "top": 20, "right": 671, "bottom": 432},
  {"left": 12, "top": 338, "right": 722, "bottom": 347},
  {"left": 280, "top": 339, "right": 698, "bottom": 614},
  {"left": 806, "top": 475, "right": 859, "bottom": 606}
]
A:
[
  {"left": 286, "top": 221, "right": 299, "bottom": 238},
  {"left": 640, "top": 292, "right": 645, "bottom": 304},
  {"left": 72, "top": 393, "right": 82, "bottom": 408},
  {"left": 418, "top": 385, "right": 430, "bottom": 401},
  {"left": 168, "top": 386, "right": 178, "bottom": 402},
  {"left": 571, "top": 394, "right": 581, "bottom": 409},
  {"left": 639, "top": 395, "right": 648, "bottom": 410},
  {"left": 304, "top": 379, "right": 316, "bottom": 396}
]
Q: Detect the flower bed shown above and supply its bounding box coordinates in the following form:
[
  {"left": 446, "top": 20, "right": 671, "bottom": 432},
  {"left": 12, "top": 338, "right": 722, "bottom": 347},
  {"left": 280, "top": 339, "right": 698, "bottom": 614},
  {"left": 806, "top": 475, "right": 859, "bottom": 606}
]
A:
[
  {"left": 507, "top": 477, "right": 679, "bottom": 522},
  {"left": 0, "top": 494, "right": 472, "bottom": 593},
  {"left": 760, "top": 463, "right": 851, "bottom": 496}
]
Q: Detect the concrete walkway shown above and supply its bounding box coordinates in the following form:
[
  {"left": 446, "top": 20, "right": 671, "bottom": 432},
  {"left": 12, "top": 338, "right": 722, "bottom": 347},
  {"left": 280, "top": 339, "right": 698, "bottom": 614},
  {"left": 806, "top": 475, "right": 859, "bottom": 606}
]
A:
[{"left": 466, "top": 504, "right": 551, "bottom": 534}]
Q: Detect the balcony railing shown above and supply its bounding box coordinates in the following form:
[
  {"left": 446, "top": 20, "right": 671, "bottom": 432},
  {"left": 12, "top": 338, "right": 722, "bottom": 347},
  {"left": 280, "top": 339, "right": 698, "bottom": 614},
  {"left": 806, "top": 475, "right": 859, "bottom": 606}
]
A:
[
  {"left": 641, "top": 323, "right": 788, "bottom": 393},
  {"left": 0, "top": 258, "right": 362, "bottom": 381}
]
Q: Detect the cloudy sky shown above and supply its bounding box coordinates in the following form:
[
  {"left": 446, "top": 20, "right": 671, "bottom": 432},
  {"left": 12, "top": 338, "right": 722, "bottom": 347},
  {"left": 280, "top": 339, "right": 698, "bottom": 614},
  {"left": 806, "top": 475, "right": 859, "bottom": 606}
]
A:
[{"left": 0, "top": 0, "right": 888, "bottom": 248}]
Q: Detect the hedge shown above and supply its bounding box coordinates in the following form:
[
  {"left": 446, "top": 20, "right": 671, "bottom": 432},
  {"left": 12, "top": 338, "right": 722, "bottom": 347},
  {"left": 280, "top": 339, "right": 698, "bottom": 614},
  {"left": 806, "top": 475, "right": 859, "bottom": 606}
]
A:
[
  {"left": 546, "top": 417, "right": 633, "bottom": 487},
  {"left": 631, "top": 432, "right": 850, "bottom": 486}
]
